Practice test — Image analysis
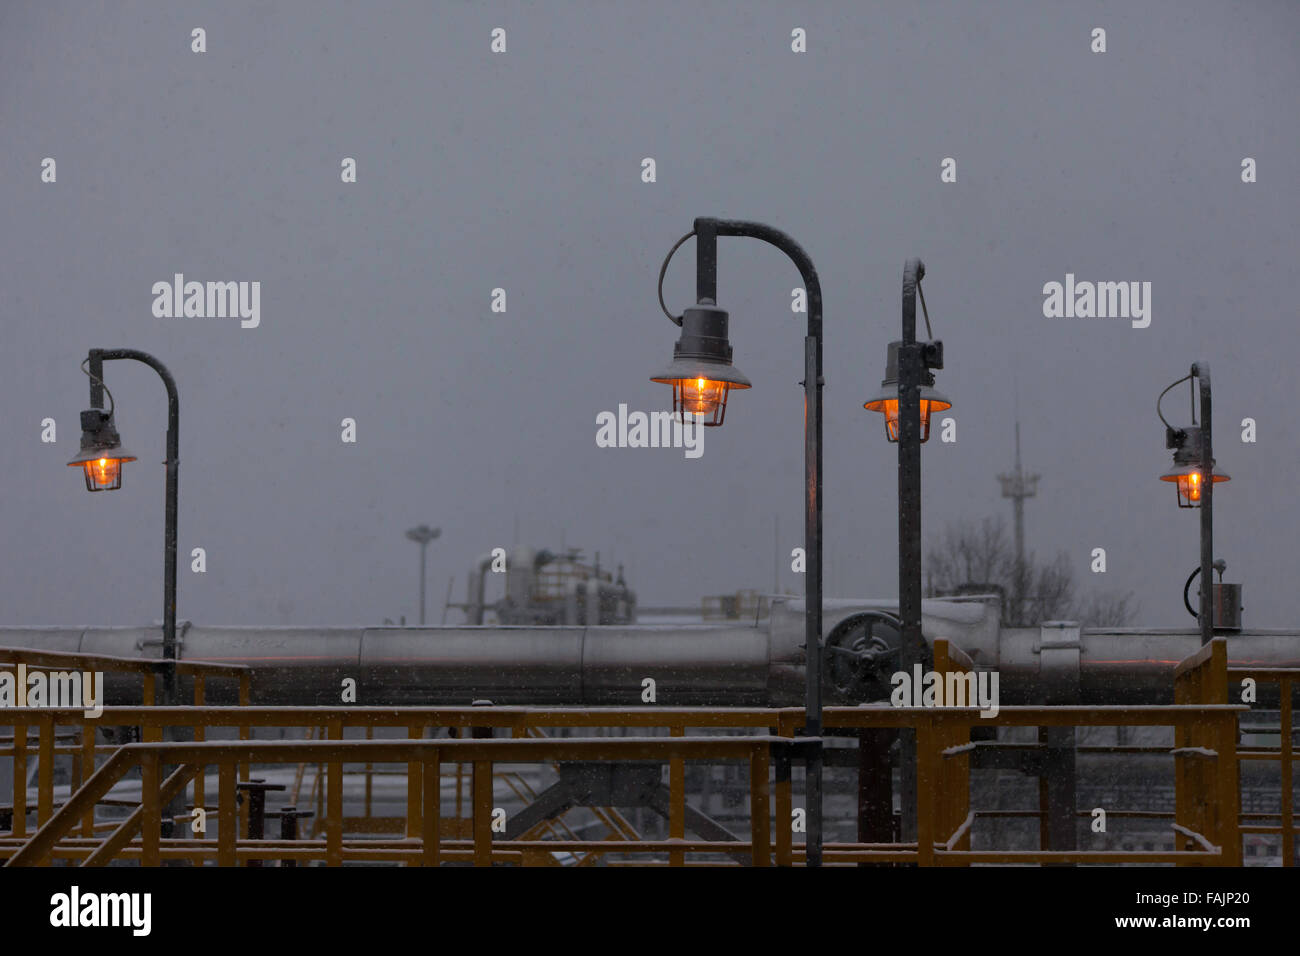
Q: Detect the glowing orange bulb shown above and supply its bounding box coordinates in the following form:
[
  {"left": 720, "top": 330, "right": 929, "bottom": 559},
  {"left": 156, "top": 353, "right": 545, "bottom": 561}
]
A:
[
  {"left": 679, "top": 377, "right": 727, "bottom": 416},
  {"left": 864, "top": 397, "right": 950, "bottom": 442},
  {"left": 84, "top": 457, "right": 122, "bottom": 489},
  {"left": 1179, "top": 471, "right": 1203, "bottom": 502}
]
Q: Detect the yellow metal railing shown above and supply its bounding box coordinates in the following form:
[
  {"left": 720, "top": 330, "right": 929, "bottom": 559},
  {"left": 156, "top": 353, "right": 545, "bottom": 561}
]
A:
[
  {"left": 1, "top": 700, "right": 1245, "bottom": 866},
  {"left": 4, "top": 737, "right": 775, "bottom": 867},
  {"left": 0, "top": 636, "right": 1256, "bottom": 866}
]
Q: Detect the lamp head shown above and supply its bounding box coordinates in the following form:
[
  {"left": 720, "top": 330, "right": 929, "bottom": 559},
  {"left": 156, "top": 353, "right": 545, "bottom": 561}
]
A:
[
  {"left": 650, "top": 301, "right": 751, "bottom": 426},
  {"left": 1159, "top": 427, "right": 1229, "bottom": 508},
  {"left": 67, "top": 409, "right": 136, "bottom": 492},
  {"left": 863, "top": 341, "right": 952, "bottom": 442}
]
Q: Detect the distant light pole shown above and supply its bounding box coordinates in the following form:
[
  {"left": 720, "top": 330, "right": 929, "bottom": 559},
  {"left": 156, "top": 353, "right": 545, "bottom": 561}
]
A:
[
  {"left": 1157, "top": 363, "right": 1229, "bottom": 646},
  {"left": 863, "top": 259, "right": 951, "bottom": 843},
  {"left": 405, "top": 524, "right": 441, "bottom": 626},
  {"left": 67, "top": 348, "right": 180, "bottom": 696},
  {"left": 650, "top": 217, "right": 825, "bottom": 866}
]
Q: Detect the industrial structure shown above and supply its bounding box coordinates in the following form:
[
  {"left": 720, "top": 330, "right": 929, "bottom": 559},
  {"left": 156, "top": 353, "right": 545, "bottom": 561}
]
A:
[
  {"left": 1, "top": 590, "right": 1296, "bottom": 866},
  {"left": 453, "top": 546, "right": 637, "bottom": 627}
]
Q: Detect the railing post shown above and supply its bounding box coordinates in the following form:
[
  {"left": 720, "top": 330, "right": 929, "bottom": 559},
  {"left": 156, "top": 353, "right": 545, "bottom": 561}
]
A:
[
  {"left": 141, "top": 750, "right": 161, "bottom": 867},
  {"left": 278, "top": 805, "right": 313, "bottom": 868},
  {"left": 405, "top": 723, "right": 422, "bottom": 861},
  {"left": 326, "top": 719, "right": 343, "bottom": 866},
  {"left": 916, "top": 714, "right": 936, "bottom": 866},
  {"left": 12, "top": 717, "right": 26, "bottom": 838},
  {"left": 422, "top": 750, "right": 441, "bottom": 867},
  {"left": 669, "top": 724, "right": 685, "bottom": 867},
  {"left": 218, "top": 761, "right": 236, "bottom": 866},
  {"left": 81, "top": 723, "right": 96, "bottom": 837},
  {"left": 473, "top": 758, "right": 493, "bottom": 866},
  {"left": 1283, "top": 678, "right": 1294, "bottom": 866},
  {"left": 1218, "top": 711, "right": 1241, "bottom": 865},
  {"left": 774, "top": 713, "right": 793, "bottom": 867},
  {"left": 36, "top": 714, "right": 54, "bottom": 828},
  {"left": 191, "top": 677, "right": 206, "bottom": 829},
  {"left": 750, "top": 742, "right": 771, "bottom": 866}
]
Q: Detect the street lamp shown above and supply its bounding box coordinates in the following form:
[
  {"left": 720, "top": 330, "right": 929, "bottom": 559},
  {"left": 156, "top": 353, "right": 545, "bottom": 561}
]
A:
[
  {"left": 863, "top": 258, "right": 950, "bottom": 845},
  {"left": 649, "top": 302, "right": 752, "bottom": 426},
  {"left": 863, "top": 342, "right": 951, "bottom": 443},
  {"left": 1160, "top": 431, "right": 1229, "bottom": 508},
  {"left": 650, "top": 217, "right": 826, "bottom": 866},
  {"left": 1157, "top": 363, "right": 1227, "bottom": 645},
  {"left": 67, "top": 408, "right": 137, "bottom": 491},
  {"left": 405, "top": 524, "right": 441, "bottom": 626},
  {"left": 67, "top": 349, "right": 181, "bottom": 685}
]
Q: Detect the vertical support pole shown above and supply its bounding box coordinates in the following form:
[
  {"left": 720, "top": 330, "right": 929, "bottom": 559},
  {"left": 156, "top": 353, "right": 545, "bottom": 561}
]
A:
[
  {"left": 368, "top": 725, "right": 376, "bottom": 823},
  {"left": 418, "top": 541, "right": 427, "bottom": 626},
  {"left": 670, "top": 725, "right": 685, "bottom": 867},
  {"left": 916, "top": 715, "right": 936, "bottom": 866},
  {"left": 12, "top": 717, "right": 26, "bottom": 838},
  {"left": 1042, "top": 727, "right": 1077, "bottom": 856},
  {"left": 81, "top": 723, "right": 96, "bottom": 837},
  {"left": 142, "top": 750, "right": 161, "bottom": 867},
  {"left": 192, "top": 676, "right": 205, "bottom": 835},
  {"left": 326, "top": 719, "right": 342, "bottom": 866},
  {"left": 218, "top": 762, "right": 236, "bottom": 866},
  {"left": 774, "top": 715, "right": 793, "bottom": 867},
  {"left": 804, "top": 335, "right": 824, "bottom": 867},
  {"left": 1282, "top": 679, "right": 1294, "bottom": 866},
  {"left": 423, "top": 750, "right": 441, "bottom": 867},
  {"left": 750, "top": 743, "right": 771, "bottom": 866},
  {"left": 1217, "top": 710, "right": 1241, "bottom": 866},
  {"left": 898, "top": 259, "right": 927, "bottom": 844},
  {"left": 36, "top": 714, "right": 53, "bottom": 827},
  {"left": 406, "top": 723, "right": 422, "bottom": 866},
  {"left": 858, "top": 728, "right": 896, "bottom": 857},
  {"left": 473, "top": 759, "right": 493, "bottom": 866},
  {"left": 279, "top": 806, "right": 300, "bottom": 868}
]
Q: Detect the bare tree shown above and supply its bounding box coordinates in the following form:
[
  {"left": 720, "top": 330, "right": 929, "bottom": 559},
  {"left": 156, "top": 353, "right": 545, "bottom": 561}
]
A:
[{"left": 924, "top": 515, "right": 1136, "bottom": 628}]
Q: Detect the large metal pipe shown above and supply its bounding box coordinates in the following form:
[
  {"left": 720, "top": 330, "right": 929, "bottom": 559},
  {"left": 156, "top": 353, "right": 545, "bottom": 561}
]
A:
[{"left": 2, "top": 598, "right": 1297, "bottom": 706}]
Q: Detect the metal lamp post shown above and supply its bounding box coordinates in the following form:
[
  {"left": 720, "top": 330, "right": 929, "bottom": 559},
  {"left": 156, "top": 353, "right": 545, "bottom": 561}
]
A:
[
  {"left": 651, "top": 217, "right": 825, "bottom": 866},
  {"left": 68, "top": 348, "right": 180, "bottom": 696},
  {"left": 863, "top": 258, "right": 948, "bottom": 843},
  {"left": 1157, "top": 362, "right": 1229, "bottom": 646},
  {"left": 405, "top": 524, "right": 441, "bottom": 626}
]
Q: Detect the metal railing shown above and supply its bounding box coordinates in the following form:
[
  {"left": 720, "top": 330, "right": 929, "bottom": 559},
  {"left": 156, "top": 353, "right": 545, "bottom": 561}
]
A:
[
  {"left": 5, "top": 737, "right": 775, "bottom": 867},
  {"left": 1223, "top": 654, "right": 1297, "bottom": 865},
  {"left": 0, "top": 639, "right": 1252, "bottom": 866}
]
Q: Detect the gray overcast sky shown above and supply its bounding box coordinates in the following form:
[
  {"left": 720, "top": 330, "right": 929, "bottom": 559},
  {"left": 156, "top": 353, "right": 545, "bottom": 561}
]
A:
[{"left": 2, "top": 1, "right": 1297, "bottom": 629}]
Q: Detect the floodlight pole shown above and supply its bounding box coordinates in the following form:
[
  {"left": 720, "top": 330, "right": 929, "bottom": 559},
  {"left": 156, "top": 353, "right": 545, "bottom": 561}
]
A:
[
  {"left": 405, "top": 525, "right": 441, "bottom": 626},
  {"left": 692, "top": 217, "right": 825, "bottom": 867}
]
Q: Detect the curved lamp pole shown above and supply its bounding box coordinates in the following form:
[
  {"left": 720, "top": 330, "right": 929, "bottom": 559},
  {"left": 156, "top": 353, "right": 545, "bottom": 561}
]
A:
[
  {"left": 405, "top": 524, "right": 441, "bottom": 626},
  {"left": 651, "top": 216, "right": 825, "bottom": 866},
  {"left": 68, "top": 348, "right": 180, "bottom": 698}
]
